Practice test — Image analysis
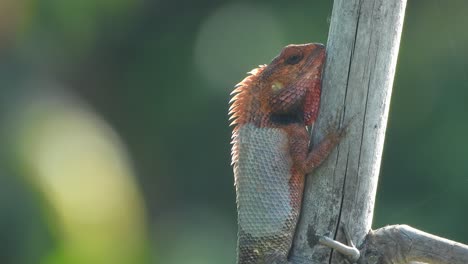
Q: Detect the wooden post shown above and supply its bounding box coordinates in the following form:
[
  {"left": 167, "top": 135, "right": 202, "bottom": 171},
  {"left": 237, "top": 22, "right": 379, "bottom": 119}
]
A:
[{"left": 290, "top": 0, "right": 407, "bottom": 263}]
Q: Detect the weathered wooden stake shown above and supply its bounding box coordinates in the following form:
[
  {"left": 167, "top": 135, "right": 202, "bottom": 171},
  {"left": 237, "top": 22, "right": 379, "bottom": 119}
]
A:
[
  {"left": 290, "top": 0, "right": 468, "bottom": 263},
  {"left": 290, "top": 0, "right": 407, "bottom": 263}
]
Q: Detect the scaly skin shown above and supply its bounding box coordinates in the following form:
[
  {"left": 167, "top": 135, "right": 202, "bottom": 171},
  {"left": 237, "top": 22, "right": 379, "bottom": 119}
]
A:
[{"left": 229, "top": 43, "right": 343, "bottom": 264}]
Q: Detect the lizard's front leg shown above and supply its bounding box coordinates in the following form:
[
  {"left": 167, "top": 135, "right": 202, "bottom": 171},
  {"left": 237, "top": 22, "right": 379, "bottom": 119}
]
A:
[{"left": 303, "top": 129, "right": 344, "bottom": 174}]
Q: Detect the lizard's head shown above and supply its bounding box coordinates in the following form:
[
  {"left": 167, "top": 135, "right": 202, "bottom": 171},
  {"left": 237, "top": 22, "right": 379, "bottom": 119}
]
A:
[
  {"left": 229, "top": 43, "right": 325, "bottom": 128},
  {"left": 259, "top": 43, "right": 325, "bottom": 125}
]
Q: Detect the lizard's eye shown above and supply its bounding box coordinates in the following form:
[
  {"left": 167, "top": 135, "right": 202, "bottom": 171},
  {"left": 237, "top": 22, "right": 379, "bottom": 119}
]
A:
[{"left": 285, "top": 54, "right": 303, "bottom": 65}]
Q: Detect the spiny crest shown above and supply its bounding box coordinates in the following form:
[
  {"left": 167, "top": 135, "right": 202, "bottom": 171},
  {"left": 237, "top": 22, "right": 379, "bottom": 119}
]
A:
[{"left": 229, "top": 64, "right": 266, "bottom": 166}]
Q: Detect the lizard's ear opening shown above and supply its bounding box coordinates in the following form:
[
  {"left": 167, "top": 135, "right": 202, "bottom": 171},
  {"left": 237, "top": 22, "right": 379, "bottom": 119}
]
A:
[{"left": 271, "top": 81, "right": 284, "bottom": 92}]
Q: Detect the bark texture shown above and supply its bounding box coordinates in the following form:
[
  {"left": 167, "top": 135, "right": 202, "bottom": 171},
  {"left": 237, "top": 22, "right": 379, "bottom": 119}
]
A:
[{"left": 289, "top": 0, "right": 407, "bottom": 263}]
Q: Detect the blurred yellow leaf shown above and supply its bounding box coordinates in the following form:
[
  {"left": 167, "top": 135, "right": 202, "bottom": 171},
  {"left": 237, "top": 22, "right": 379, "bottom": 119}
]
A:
[{"left": 10, "top": 92, "right": 149, "bottom": 264}]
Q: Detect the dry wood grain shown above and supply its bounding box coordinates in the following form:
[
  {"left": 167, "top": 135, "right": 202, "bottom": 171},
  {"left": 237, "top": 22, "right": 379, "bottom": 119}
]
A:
[{"left": 289, "top": 0, "right": 407, "bottom": 263}]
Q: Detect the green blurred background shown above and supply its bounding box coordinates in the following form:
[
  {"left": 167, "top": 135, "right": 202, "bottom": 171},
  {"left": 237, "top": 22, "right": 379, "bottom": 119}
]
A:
[{"left": 0, "top": 0, "right": 467, "bottom": 263}]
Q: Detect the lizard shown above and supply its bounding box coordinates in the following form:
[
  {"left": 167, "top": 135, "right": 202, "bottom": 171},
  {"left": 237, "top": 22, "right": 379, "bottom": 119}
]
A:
[{"left": 229, "top": 43, "right": 344, "bottom": 264}]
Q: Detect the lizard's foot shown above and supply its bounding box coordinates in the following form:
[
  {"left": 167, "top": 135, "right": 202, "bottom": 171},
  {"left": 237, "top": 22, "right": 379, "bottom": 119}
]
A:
[
  {"left": 303, "top": 120, "right": 348, "bottom": 173},
  {"left": 318, "top": 223, "right": 360, "bottom": 263},
  {"left": 323, "top": 111, "right": 356, "bottom": 141}
]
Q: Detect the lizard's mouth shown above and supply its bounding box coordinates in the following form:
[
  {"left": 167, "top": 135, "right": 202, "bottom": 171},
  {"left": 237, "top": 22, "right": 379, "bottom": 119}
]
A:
[
  {"left": 302, "top": 44, "right": 326, "bottom": 126},
  {"left": 303, "top": 44, "right": 326, "bottom": 79}
]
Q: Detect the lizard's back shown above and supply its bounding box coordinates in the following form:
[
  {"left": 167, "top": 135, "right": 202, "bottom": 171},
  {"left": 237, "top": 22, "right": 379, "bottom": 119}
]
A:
[{"left": 235, "top": 124, "right": 299, "bottom": 263}]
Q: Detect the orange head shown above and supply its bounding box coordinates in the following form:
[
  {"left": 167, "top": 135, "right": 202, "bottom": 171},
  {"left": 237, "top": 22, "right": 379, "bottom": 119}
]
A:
[{"left": 229, "top": 43, "right": 326, "bottom": 128}]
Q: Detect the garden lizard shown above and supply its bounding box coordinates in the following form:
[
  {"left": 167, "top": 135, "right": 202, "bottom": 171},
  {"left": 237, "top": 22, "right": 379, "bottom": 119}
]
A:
[{"left": 229, "top": 43, "right": 344, "bottom": 264}]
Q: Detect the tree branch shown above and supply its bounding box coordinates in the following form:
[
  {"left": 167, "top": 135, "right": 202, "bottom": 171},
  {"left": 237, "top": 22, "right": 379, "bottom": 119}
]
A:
[{"left": 360, "top": 225, "right": 468, "bottom": 264}]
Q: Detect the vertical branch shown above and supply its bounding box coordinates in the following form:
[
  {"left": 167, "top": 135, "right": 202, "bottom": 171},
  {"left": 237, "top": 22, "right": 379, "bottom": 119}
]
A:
[{"left": 290, "top": 0, "right": 407, "bottom": 263}]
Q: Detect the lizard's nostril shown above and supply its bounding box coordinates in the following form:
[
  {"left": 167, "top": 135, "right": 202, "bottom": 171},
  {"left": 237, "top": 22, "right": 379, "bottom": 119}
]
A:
[{"left": 314, "top": 43, "right": 325, "bottom": 50}]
